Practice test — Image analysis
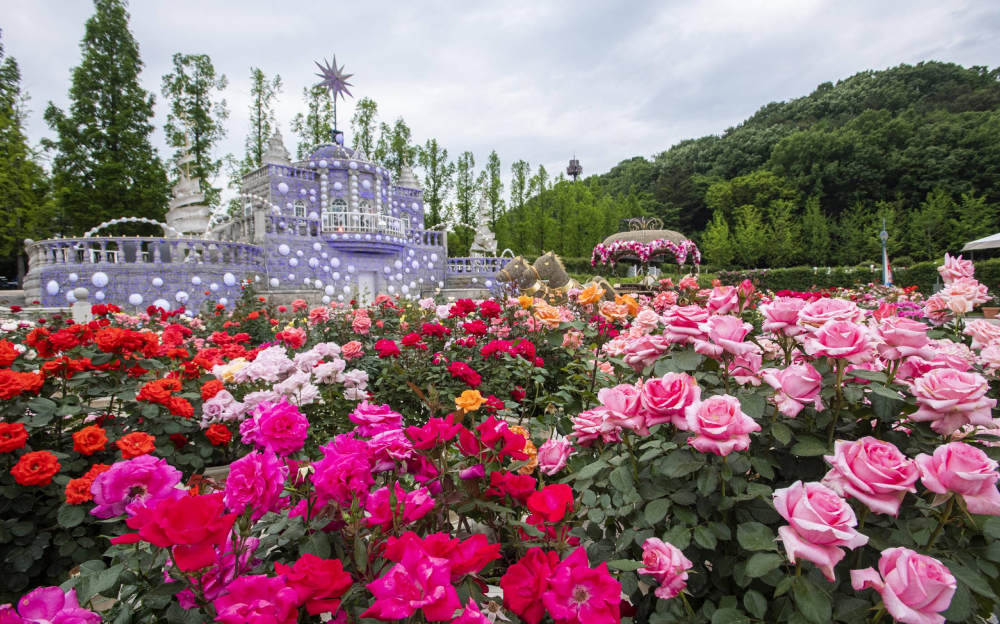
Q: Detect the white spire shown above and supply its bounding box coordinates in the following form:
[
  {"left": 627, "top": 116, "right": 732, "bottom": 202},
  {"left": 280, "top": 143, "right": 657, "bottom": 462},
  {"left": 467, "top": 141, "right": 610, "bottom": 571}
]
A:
[
  {"left": 397, "top": 158, "right": 421, "bottom": 190},
  {"left": 262, "top": 128, "right": 292, "bottom": 166}
]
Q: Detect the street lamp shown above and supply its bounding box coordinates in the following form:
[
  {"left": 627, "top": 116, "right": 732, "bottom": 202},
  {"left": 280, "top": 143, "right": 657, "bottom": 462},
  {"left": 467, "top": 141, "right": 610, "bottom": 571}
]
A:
[{"left": 879, "top": 218, "right": 891, "bottom": 286}]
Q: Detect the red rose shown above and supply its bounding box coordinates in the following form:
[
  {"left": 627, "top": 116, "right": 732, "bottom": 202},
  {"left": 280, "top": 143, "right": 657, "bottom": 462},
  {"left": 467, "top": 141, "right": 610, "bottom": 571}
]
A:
[
  {"left": 127, "top": 492, "right": 236, "bottom": 571},
  {"left": 485, "top": 471, "right": 537, "bottom": 504},
  {"left": 0, "top": 422, "right": 29, "bottom": 453},
  {"left": 447, "top": 362, "right": 482, "bottom": 388},
  {"left": 117, "top": 432, "right": 156, "bottom": 458},
  {"left": 167, "top": 397, "right": 194, "bottom": 419},
  {"left": 527, "top": 484, "right": 575, "bottom": 523},
  {"left": 374, "top": 339, "right": 401, "bottom": 359},
  {"left": 169, "top": 434, "right": 189, "bottom": 448},
  {"left": 11, "top": 450, "right": 61, "bottom": 486},
  {"left": 72, "top": 425, "right": 108, "bottom": 456},
  {"left": 0, "top": 341, "right": 17, "bottom": 367},
  {"left": 275, "top": 554, "right": 353, "bottom": 616},
  {"left": 205, "top": 424, "right": 232, "bottom": 446},
  {"left": 95, "top": 327, "right": 125, "bottom": 353},
  {"left": 499, "top": 547, "right": 561, "bottom": 624}
]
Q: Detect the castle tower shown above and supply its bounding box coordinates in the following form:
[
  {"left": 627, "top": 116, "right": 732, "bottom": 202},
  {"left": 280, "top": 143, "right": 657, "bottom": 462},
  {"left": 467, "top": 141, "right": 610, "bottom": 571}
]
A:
[
  {"left": 262, "top": 128, "right": 292, "bottom": 166},
  {"left": 165, "top": 133, "right": 211, "bottom": 236},
  {"left": 469, "top": 193, "right": 497, "bottom": 257},
  {"left": 397, "top": 160, "right": 421, "bottom": 190}
]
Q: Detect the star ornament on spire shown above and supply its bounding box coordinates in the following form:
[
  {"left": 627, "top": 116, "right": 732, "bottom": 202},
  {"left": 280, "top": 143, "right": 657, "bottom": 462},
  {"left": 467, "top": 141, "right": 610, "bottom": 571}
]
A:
[{"left": 314, "top": 56, "right": 354, "bottom": 102}]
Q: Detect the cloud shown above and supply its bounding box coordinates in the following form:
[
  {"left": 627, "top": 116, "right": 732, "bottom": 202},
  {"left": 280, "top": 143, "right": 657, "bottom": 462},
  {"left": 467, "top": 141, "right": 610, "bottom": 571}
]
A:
[{"left": 3, "top": 0, "right": 999, "bottom": 206}]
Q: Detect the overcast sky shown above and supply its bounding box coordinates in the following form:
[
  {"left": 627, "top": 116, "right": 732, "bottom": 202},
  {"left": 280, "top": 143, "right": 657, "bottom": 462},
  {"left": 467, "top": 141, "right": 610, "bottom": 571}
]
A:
[{"left": 3, "top": 0, "right": 1000, "bottom": 205}]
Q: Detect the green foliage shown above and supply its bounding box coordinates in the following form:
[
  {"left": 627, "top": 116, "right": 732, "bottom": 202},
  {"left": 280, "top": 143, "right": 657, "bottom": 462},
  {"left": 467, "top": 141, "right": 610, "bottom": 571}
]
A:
[
  {"left": 455, "top": 151, "right": 477, "bottom": 226},
  {"left": 483, "top": 150, "right": 505, "bottom": 228},
  {"left": 732, "top": 205, "right": 768, "bottom": 268},
  {"left": 42, "top": 0, "right": 169, "bottom": 236},
  {"left": 349, "top": 96, "right": 379, "bottom": 158},
  {"left": 416, "top": 139, "right": 455, "bottom": 228},
  {"left": 241, "top": 67, "right": 282, "bottom": 170},
  {"left": 701, "top": 210, "right": 735, "bottom": 267},
  {"left": 160, "top": 53, "right": 229, "bottom": 207},
  {"left": 800, "top": 197, "right": 831, "bottom": 265},
  {"left": 291, "top": 85, "right": 335, "bottom": 159}
]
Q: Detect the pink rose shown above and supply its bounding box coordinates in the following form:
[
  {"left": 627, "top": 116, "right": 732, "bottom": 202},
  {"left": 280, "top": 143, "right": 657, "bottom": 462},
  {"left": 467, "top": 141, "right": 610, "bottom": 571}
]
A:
[
  {"left": 240, "top": 401, "right": 308, "bottom": 457},
  {"left": 349, "top": 401, "right": 403, "bottom": 437},
  {"left": 729, "top": 350, "right": 763, "bottom": 386},
  {"left": 663, "top": 305, "right": 709, "bottom": 344},
  {"left": 685, "top": 395, "right": 760, "bottom": 456},
  {"left": 964, "top": 319, "right": 1000, "bottom": 349},
  {"left": 941, "top": 277, "right": 990, "bottom": 306},
  {"left": 875, "top": 316, "right": 934, "bottom": 361},
  {"left": 852, "top": 548, "right": 955, "bottom": 624},
  {"left": 537, "top": 438, "right": 573, "bottom": 476},
  {"left": 640, "top": 372, "right": 701, "bottom": 429},
  {"left": 759, "top": 297, "right": 806, "bottom": 337},
  {"left": 937, "top": 253, "right": 974, "bottom": 284},
  {"left": 802, "top": 320, "right": 873, "bottom": 364},
  {"left": 571, "top": 410, "right": 621, "bottom": 447},
  {"left": 910, "top": 368, "right": 997, "bottom": 435},
  {"left": 352, "top": 315, "right": 372, "bottom": 335},
  {"left": 638, "top": 538, "right": 692, "bottom": 599},
  {"left": 595, "top": 384, "right": 646, "bottom": 435},
  {"left": 773, "top": 481, "right": 868, "bottom": 581},
  {"left": 622, "top": 334, "right": 669, "bottom": 373},
  {"left": 797, "top": 298, "right": 865, "bottom": 331},
  {"left": 915, "top": 441, "right": 1000, "bottom": 515},
  {"left": 706, "top": 286, "right": 738, "bottom": 315},
  {"left": 693, "top": 315, "right": 755, "bottom": 359},
  {"left": 224, "top": 449, "right": 289, "bottom": 521},
  {"left": 822, "top": 437, "right": 918, "bottom": 516},
  {"left": 561, "top": 329, "right": 583, "bottom": 349},
  {"left": 761, "top": 363, "right": 823, "bottom": 418},
  {"left": 633, "top": 309, "right": 661, "bottom": 333},
  {"left": 365, "top": 483, "right": 434, "bottom": 530},
  {"left": 341, "top": 340, "right": 364, "bottom": 360}
]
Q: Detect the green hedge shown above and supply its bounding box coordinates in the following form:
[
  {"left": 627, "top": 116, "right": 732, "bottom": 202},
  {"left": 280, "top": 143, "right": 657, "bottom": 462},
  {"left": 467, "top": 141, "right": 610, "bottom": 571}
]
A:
[{"left": 715, "top": 258, "right": 1000, "bottom": 295}]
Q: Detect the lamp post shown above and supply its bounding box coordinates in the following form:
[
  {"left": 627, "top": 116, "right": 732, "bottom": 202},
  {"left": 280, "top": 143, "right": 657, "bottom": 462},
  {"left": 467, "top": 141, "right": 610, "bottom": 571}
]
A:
[{"left": 880, "top": 218, "right": 891, "bottom": 286}]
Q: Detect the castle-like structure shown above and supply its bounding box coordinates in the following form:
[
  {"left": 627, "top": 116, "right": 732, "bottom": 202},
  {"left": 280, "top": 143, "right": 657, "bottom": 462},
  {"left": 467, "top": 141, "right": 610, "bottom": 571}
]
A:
[{"left": 21, "top": 128, "right": 458, "bottom": 312}]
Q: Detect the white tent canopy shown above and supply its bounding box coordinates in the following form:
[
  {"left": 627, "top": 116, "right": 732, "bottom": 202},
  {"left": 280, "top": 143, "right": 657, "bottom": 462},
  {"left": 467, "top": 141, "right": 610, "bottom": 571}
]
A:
[{"left": 962, "top": 232, "right": 1000, "bottom": 252}]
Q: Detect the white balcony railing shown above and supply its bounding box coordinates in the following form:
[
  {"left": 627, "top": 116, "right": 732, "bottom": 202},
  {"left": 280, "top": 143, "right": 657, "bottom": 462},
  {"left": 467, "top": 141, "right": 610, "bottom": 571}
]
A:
[{"left": 321, "top": 211, "right": 407, "bottom": 236}]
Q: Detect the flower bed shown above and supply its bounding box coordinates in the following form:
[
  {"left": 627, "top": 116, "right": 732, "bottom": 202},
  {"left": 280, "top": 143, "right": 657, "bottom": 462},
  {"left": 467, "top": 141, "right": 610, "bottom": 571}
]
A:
[{"left": 0, "top": 255, "right": 998, "bottom": 624}]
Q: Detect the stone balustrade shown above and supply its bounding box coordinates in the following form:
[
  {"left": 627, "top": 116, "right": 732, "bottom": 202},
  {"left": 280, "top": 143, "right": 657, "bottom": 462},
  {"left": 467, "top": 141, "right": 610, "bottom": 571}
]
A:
[
  {"left": 25, "top": 237, "right": 264, "bottom": 269},
  {"left": 447, "top": 257, "right": 504, "bottom": 275}
]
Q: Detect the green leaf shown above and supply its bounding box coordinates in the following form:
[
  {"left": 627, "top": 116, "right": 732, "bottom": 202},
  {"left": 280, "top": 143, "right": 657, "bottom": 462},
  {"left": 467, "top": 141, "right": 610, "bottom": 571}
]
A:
[
  {"left": 744, "top": 553, "right": 785, "bottom": 578},
  {"left": 299, "top": 532, "right": 331, "bottom": 560},
  {"left": 77, "top": 563, "right": 124, "bottom": 603},
  {"left": 793, "top": 577, "right": 831, "bottom": 624},
  {"left": 869, "top": 384, "right": 905, "bottom": 422},
  {"left": 711, "top": 607, "right": 750, "bottom": 624},
  {"left": 58, "top": 505, "right": 87, "bottom": 528},
  {"left": 694, "top": 526, "right": 718, "bottom": 549},
  {"left": 850, "top": 369, "right": 887, "bottom": 383},
  {"left": 772, "top": 422, "right": 792, "bottom": 445},
  {"left": 737, "top": 522, "right": 775, "bottom": 551},
  {"left": 738, "top": 393, "right": 766, "bottom": 420},
  {"left": 790, "top": 437, "right": 827, "bottom": 457},
  {"left": 743, "top": 590, "right": 767, "bottom": 619},
  {"left": 608, "top": 559, "right": 645, "bottom": 571},
  {"left": 947, "top": 561, "right": 998, "bottom": 599},
  {"left": 575, "top": 460, "right": 608, "bottom": 481},
  {"left": 673, "top": 348, "right": 703, "bottom": 371},
  {"left": 660, "top": 450, "right": 705, "bottom": 478},
  {"left": 11, "top": 521, "right": 33, "bottom": 536},
  {"left": 26, "top": 397, "right": 57, "bottom": 415},
  {"left": 644, "top": 498, "right": 671, "bottom": 526},
  {"left": 352, "top": 533, "right": 366, "bottom": 570},
  {"left": 609, "top": 466, "right": 634, "bottom": 493},
  {"left": 940, "top": 578, "right": 971, "bottom": 622},
  {"left": 750, "top": 456, "right": 774, "bottom": 479}
]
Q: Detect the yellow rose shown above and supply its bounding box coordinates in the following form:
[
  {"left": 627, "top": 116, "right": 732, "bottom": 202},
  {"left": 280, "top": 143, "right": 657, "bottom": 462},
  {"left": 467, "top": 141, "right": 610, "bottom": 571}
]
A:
[
  {"left": 455, "top": 389, "right": 485, "bottom": 412},
  {"left": 518, "top": 295, "right": 534, "bottom": 309},
  {"left": 615, "top": 294, "right": 639, "bottom": 316},
  {"left": 577, "top": 282, "right": 606, "bottom": 305},
  {"left": 518, "top": 439, "right": 538, "bottom": 475},
  {"left": 533, "top": 304, "right": 562, "bottom": 330},
  {"left": 218, "top": 358, "right": 246, "bottom": 383}
]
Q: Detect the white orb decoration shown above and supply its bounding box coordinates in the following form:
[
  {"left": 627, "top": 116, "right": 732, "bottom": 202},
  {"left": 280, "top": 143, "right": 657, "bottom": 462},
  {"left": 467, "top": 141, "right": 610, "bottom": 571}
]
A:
[
  {"left": 365, "top": 234, "right": 372, "bottom": 241},
  {"left": 210, "top": 283, "right": 219, "bottom": 292},
  {"left": 472, "top": 278, "right": 478, "bottom": 284},
  {"left": 94, "top": 291, "right": 105, "bottom": 301},
  {"left": 66, "top": 291, "right": 77, "bottom": 303},
  {"left": 278, "top": 244, "right": 291, "bottom": 256},
  {"left": 289, "top": 258, "right": 299, "bottom": 267},
  {"left": 277, "top": 182, "right": 289, "bottom": 194},
  {"left": 303, "top": 277, "right": 311, "bottom": 285},
  {"left": 337, "top": 295, "right": 344, "bottom": 301},
  {"left": 128, "top": 294, "right": 143, "bottom": 306},
  {"left": 412, "top": 202, "right": 419, "bottom": 210},
  {"left": 91, "top": 272, "right": 109, "bottom": 288},
  {"left": 343, "top": 285, "right": 351, "bottom": 294},
  {"left": 322, "top": 252, "right": 329, "bottom": 258},
  {"left": 401, "top": 285, "right": 410, "bottom": 294},
  {"left": 313, "top": 243, "right": 322, "bottom": 251},
  {"left": 409, "top": 281, "right": 416, "bottom": 289},
  {"left": 309, "top": 211, "right": 320, "bottom": 220},
  {"left": 332, "top": 272, "right": 340, "bottom": 280},
  {"left": 411, "top": 260, "right": 420, "bottom": 269},
  {"left": 322, "top": 296, "right": 331, "bottom": 304},
  {"left": 349, "top": 162, "right": 358, "bottom": 170},
  {"left": 219, "top": 297, "right": 228, "bottom": 306},
  {"left": 314, "top": 280, "right": 323, "bottom": 289},
  {"left": 428, "top": 263, "right": 434, "bottom": 270},
  {"left": 46, "top": 280, "right": 59, "bottom": 295},
  {"left": 347, "top": 265, "right": 355, "bottom": 274},
  {"left": 270, "top": 278, "right": 280, "bottom": 287},
  {"left": 279, "top": 222, "right": 286, "bottom": 229},
  {"left": 288, "top": 273, "right": 296, "bottom": 280},
  {"left": 438, "top": 281, "right": 445, "bottom": 288},
  {"left": 383, "top": 266, "right": 391, "bottom": 274},
  {"left": 300, "top": 189, "right": 307, "bottom": 196},
  {"left": 319, "top": 160, "right": 328, "bottom": 168},
  {"left": 408, "top": 250, "right": 415, "bottom": 257},
  {"left": 431, "top": 253, "right": 439, "bottom": 262},
  {"left": 333, "top": 182, "right": 343, "bottom": 191},
  {"left": 362, "top": 180, "right": 371, "bottom": 190},
  {"left": 396, "top": 273, "right": 402, "bottom": 280},
  {"left": 296, "top": 250, "right": 304, "bottom": 257},
  {"left": 388, "top": 285, "right": 395, "bottom": 293},
  {"left": 153, "top": 298, "right": 170, "bottom": 311},
  {"left": 309, "top": 258, "right": 319, "bottom": 268},
  {"left": 223, "top": 273, "right": 236, "bottom": 286},
  {"left": 322, "top": 266, "right": 330, "bottom": 273},
  {"left": 330, "top": 258, "right": 341, "bottom": 268},
  {"left": 152, "top": 277, "right": 164, "bottom": 287},
  {"left": 394, "top": 260, "right": 403, "bottom": 270},
  {"left": 191, "top": 276, "right": 202, "bottom": 286},
  {"left": 68, "top": 273, "right": 78, "bottom": 282},
  {"left": 175, "top": 291, "right": 189, "bottom": 303},
  {"left": 325, "top": 285, "right": 335, "bottom": 296}
]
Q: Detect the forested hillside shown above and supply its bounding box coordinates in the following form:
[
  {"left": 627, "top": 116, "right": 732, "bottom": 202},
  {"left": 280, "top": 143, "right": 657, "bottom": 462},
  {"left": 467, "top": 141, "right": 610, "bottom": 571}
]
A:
[{"left": 495, "top": 61, "right": 1000, "bottom": 267}]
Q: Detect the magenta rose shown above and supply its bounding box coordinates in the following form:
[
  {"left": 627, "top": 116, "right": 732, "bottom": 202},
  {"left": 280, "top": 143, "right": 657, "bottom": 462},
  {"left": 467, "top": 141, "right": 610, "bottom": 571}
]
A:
[
  {"left": 852, "top": 548, "right": 955, "bottom": 624},
  {"left": 693, "top": 315, "right": 755, "bottom": 360},
  {"left": 349, "top": 401, "right": 404, "bottom": 437},
  {"left": 773, "top": 481, "right": 868, "bottom": 581},
  {"left": 759, "top": 297, "right": 807, "bottom": 337},
  {"left": 915, "top": 441, "right": 1000, "bottom": 515},
  {"left": 822, "top": 437, "right": 918, "bottom": 516},
  {"left": 241, "top": 400, "right": 309, "bottom": 457},
  {"left": 802, "top": 320, "right": 873, "bottom": 364},
  {"left": 875, "top": 316, "right": 934, "bottom": 361},
  {"left": 537, "top": 438, "right": 573, "bottom": 476},
  {"left": 640, "top": 372, "right": 701, "bottom": 429},
  {"left": 622, "top": 334, "right": 670, "bottom": 373},
  {"left": 706, "top": 286, "right": 738, "bottom": 315},
  {"left": 910, "top": 368, "right": 997, "bottom": 435},
  {"left": 90, "top": 455, "right": 183, "bottom": 519},
  {"left": 663, "top": 305, "right": 709, "bottom": 344},
  {"left": 224, "top": 449, "right": 289, "bottom": 521},
  {"left": 761, "top": 363, "right": 823, "bottom": 418},
  {"left": 7, "top": 587, "right": 100, "bottom": 624},
  {"left": 213, "top": 575, "right": 299, "bottom": 624},
  {"left": 797, "top": 298, "right": 865, "bottom": 331},
  {"left": 685, "top": 395, "right": 760, "bottom": 456},
  {"left": 638, "top": 538, "right": 692, "bottom": 599}
]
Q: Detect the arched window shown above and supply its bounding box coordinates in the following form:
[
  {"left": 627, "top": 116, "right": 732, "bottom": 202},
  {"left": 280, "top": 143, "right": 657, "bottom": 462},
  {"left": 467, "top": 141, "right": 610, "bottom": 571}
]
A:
[
  {"left": 329, "top": 198, "right": 347, "bottom": 213},
  {"left": 294, "top": 200, "right": 306, "bottom": 217},
  {"left": 402, "top": 213, "right": 411, "bottom": 231},
  {"left": 359, "top": 199, "right": 375, "bottom": 214},
  {"left": 243, "top": 198, "right": 253, "bottom": 217}
]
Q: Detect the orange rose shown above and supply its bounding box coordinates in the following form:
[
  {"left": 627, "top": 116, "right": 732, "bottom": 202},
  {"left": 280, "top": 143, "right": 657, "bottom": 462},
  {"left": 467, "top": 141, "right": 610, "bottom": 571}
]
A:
[
  {"left": 201, "top": 380, "right": 225, "bottom": 401},
  {"left": 0, "top": 422, "right": 28, "bottom": 453},
  {"left": 94, "top": 327, "right": 125, "bottom": 353},
  {"left": 72, "top": 425, "right": 108, "bottom": 456},
  {"left": 599, "top": 301, "right": 629, "bottom": 322},
  {"left": 167, "top": 397, "right": 194, "bottom": 419},
  {"left": 517, "top": 296, "right": 534, "bottom": 309},
  {"left": 18, "top": 372, "right": 44, "bottom": 395},
  {"left": 455, "top": 389, "right": 486, "bottom": 412},
  {"left": 615, "top": 294, "right": 639, "bottom": 316},
  {"left": 11, "top": 450, "right": 61, "bottom": 486},
  {"left": 65, "top": 477, "right": 94, "bottom": 504},
  {"left": 0, "top": 340, "right": 17, "bottom": 367},
  {"left": 533, "top": 304, "right": 562, "bottom": 330},
  {"left": 205, "top": 424, "right": 232, "bottom": 446},
  {"left": 117, "top": 432, "right": 156, "bottom": 459},
  {"left": 578, "top": 282, "right": 606, "bottom": 305}
]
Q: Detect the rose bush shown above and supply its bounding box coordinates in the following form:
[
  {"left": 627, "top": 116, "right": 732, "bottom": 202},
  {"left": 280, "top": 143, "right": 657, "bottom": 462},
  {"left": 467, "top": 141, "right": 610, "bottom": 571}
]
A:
[{"left": 0, "top": 254, "right": 997, "bottom": 624}]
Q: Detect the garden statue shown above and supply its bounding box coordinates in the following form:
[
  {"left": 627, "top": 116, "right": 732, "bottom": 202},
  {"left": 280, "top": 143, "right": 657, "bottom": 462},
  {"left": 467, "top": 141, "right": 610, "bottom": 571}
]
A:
[{"left": 497, "top": 252, "right": 616, "bottom": 302}]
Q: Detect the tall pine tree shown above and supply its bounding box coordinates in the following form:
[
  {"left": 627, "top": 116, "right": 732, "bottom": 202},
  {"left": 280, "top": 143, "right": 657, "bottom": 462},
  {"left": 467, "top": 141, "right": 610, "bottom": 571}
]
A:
[
  {"left": 291, "top": 86, "right": 335, "bottom": 159},
  {"left": 242, "top": 68, "right": 282, "bottom": 170},
  {"left": 0, "top": 31, "right": 55, "bottom": 283},
  {"left": 43, "top": 0, "right": 169, "bottom": 235},
  {"left": 509, "top": 160, "right": 530, "bottom": 212},
  {"left": 454, "top": 151, "right": 477, "bottom": 226},
  {"left": 416, "top": 139, "right": 454, "bottom": 228},
  {"left": 161, "top": 53, "right": 229, "bottom": 207},
  {"left": 483, "top": 150, "right": 505, "bottom": 228},
  {"left": 349, "top": 97, "right": 379, "bottom": 158},
  {"left": 801, "top": 196, "right": 831, "bottom": 265}
]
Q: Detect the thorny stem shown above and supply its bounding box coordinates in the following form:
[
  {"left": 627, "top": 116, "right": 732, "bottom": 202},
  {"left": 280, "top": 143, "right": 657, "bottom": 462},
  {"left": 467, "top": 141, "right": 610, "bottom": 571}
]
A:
[
  {"left": 926, "top": 496, "right": 955, "bottom": 551},
  {"left": 826, "top": 359, "right": 845, "bottom": 448}
]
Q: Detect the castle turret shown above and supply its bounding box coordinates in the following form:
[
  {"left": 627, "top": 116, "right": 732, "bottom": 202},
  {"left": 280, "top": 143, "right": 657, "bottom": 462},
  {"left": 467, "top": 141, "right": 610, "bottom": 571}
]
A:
[
  {"left": 469, "top": 193, "right": 497, "bottom": 257},
  {"left": 165, "top": 133, "right": 210, "bottom": 235},
  {"left": 397, "top": 161, "right": 421, "bottom": 190},
  {"left": 262, "top": 128, "right": 292, "bottom": 166}
]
